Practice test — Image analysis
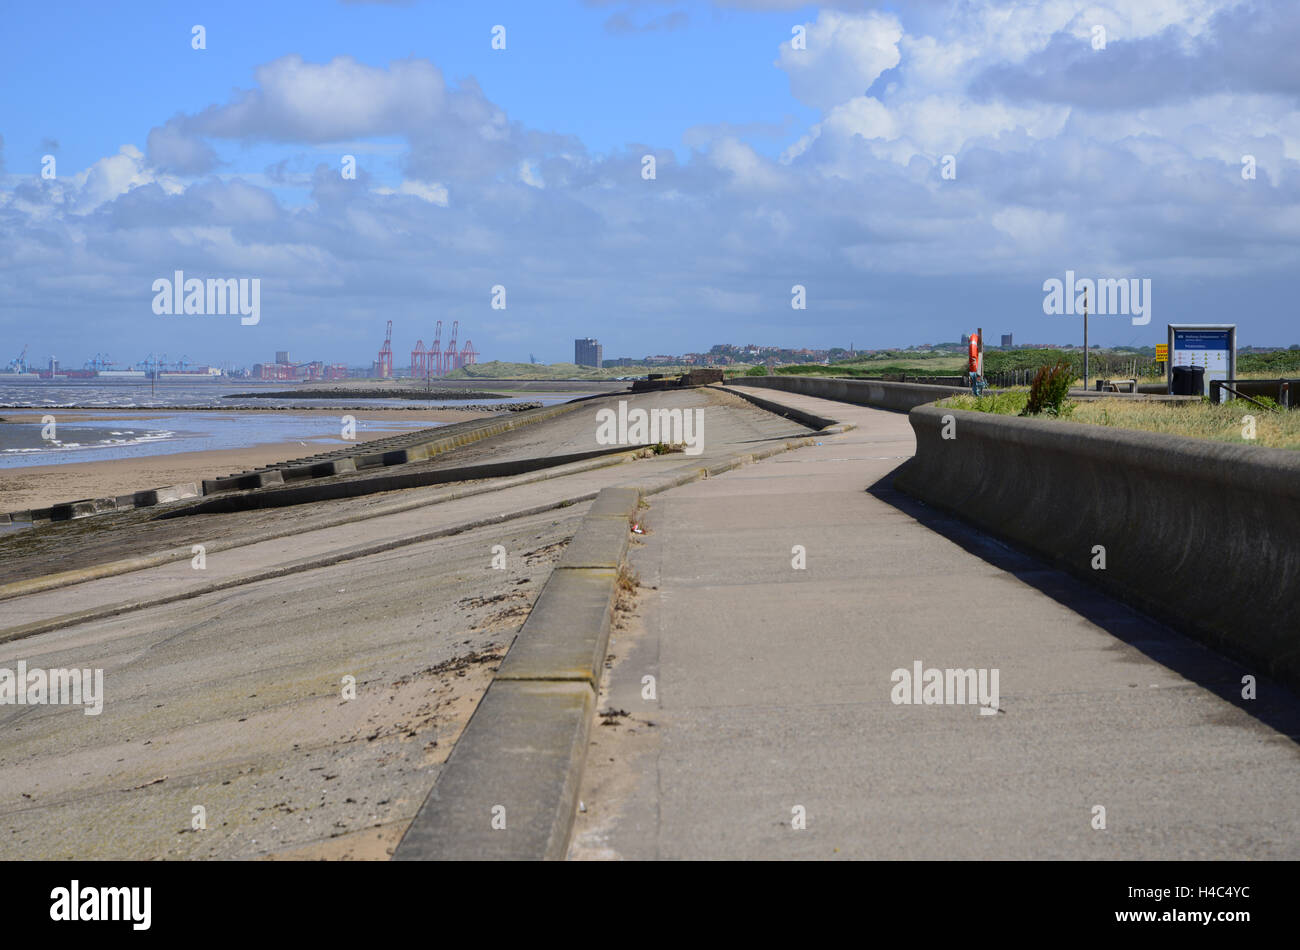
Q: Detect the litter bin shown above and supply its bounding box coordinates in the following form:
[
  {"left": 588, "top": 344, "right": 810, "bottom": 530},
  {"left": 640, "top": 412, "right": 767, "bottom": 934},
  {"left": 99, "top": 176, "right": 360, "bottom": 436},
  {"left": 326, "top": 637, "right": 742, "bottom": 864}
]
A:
[{"left": 1171, "top": 365, "right": 1205, "bottom": 396}]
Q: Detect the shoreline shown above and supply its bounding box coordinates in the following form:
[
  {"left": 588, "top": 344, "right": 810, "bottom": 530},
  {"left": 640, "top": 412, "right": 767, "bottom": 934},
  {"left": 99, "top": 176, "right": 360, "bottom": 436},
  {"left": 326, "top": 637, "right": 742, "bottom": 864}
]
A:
[
  {"left": 0, "top": 408, "right": 497, "bottom": 511},
  {"left": 0, "top": 407, "right": 504, "bottom": 424},
  {"left": 0, "top": 403, "right": 542, "bottom": 414}
]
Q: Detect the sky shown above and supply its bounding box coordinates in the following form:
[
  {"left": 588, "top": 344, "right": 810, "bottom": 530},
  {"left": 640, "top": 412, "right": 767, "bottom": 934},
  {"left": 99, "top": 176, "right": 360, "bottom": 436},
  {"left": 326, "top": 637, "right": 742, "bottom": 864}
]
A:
[{"left": 1, "top": 0, "right": 1297, "bottom": 369}]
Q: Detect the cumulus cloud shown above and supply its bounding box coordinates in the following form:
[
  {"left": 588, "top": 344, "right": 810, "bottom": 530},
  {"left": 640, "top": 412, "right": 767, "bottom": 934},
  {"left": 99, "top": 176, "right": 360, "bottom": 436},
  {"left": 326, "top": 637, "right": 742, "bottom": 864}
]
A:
[
  {"left": 776, "top": 11, "right": 903, "bottom": 111},
  {"left": 374, "top": 179, "right": 449, "bottom": 205},
  {"left": 971, "top": 1, "right": 1300, "bottom": 109},
  {"left": 147, "top": 122, "right": 221, "bottom": 174},
  {"left": 184, "top": 55, "right": 449, "bottom": 142}
]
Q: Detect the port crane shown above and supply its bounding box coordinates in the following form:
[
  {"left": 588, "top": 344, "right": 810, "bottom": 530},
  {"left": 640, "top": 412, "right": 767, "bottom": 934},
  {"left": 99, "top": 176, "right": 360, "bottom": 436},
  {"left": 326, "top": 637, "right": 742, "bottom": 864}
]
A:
[
  {"left": 376, "top": 320, "right": 393, "bottom": 378},
  {"left": 429, "top": 320, "right": 442, "bottom": 377},
  {"left": 444, "top": 321, "right": 458, "bottom": 373}
]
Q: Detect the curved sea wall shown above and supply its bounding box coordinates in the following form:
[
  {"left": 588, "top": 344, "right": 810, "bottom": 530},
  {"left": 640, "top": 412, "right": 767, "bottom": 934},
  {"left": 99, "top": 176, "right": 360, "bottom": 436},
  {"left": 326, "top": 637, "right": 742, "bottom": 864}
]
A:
[
  {"left": 726, "top": 376, "right": 958, "bottom": 412},
  {"left": 894, "top": 404, "right": 1300, "bottom": 688}
]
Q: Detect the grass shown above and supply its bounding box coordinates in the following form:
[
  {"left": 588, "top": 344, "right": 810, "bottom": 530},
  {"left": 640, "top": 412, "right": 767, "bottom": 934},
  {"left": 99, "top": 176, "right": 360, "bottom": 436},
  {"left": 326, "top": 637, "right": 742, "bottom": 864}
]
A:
[
  {"left": 732, "top": 358, "right": 966, "bottom": 378},
  {"left": 443, "top": 360, "right": 700, "bottom": 380},
  {"left": 937, "top": 392, "right": 1300, "bottom": 450}
]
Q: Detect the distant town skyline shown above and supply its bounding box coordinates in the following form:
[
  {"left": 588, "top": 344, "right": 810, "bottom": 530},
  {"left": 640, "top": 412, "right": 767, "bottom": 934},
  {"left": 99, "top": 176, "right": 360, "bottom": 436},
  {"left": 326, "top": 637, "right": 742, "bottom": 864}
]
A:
[
  {"left": 11, "top": 332, "right": 1300, "bottom": 378},
  {"left": 3, "top": 1, "right": 1298, "bottom": 364}
]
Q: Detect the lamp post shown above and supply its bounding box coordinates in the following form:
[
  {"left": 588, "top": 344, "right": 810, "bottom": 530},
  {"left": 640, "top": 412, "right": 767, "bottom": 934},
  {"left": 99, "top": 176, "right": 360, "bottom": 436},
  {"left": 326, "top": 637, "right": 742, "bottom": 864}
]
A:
[{"left": 1082, "top": 286, "right": 1089, "bottom": 391}]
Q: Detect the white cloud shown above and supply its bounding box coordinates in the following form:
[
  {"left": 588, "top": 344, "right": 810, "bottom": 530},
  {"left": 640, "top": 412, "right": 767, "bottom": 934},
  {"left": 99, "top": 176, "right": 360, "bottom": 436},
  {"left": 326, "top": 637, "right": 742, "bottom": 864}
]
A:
[
  {"left": 375, "top": 180, "right": 450, "bottom": 205},
  {"left": 775, "top": 11, "right": 903, "bottom": 111}
]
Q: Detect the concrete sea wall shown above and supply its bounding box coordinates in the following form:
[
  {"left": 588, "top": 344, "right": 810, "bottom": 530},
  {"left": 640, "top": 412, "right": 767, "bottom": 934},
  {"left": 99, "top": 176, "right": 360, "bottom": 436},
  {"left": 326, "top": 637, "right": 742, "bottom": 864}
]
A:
[
  {"left": 894, "top": 404, "right": 1300, "bottom": 688},
  {"left": 726, "top": 375, "right": 958, "bottom": 412}
]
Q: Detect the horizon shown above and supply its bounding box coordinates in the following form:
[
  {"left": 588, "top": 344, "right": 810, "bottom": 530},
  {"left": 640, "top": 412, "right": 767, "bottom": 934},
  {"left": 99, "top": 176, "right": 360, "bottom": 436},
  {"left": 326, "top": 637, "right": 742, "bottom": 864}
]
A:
[{"left": 7, "top": 332, "right": 1300, "bottom": 374}]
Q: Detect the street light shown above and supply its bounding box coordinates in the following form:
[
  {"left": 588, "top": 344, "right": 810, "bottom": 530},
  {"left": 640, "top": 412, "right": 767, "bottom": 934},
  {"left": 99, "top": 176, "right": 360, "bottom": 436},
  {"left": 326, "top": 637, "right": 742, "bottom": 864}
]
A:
[{"left": 1082, "top": 285, "right": 1089, "bottom": 391}]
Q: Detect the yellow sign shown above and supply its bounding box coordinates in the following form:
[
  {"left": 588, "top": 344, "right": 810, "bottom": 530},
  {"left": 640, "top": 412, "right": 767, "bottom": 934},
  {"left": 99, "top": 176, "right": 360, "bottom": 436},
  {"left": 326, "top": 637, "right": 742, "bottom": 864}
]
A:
[{"left": 1155, "top": 344, "right": 1168, "bottom": 362}]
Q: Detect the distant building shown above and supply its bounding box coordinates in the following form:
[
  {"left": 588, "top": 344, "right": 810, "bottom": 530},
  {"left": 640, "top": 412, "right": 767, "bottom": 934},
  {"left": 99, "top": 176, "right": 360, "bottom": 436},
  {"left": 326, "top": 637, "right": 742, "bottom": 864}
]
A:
[
  {"left": 574, "top": 338, "right": 603, "bottom": 368},
  {"left": 275, "top": 350, "right": 290, "bottom": 364},
  {"left": 1001, "top": 334, "right": 1013, "bottom": 348}
]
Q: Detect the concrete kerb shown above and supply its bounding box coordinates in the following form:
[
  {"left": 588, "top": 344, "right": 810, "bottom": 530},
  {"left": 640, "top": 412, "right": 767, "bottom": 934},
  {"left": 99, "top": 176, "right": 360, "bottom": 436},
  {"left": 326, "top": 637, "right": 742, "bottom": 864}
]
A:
[
  {"left": 0, "top": 448, "right": 646, "bottom": 605},
  {"left": 392, "top": 680, "right": 594, "bottom": 861},
  {"left": 393, "top": 432, "right": 830, "bottom": 861}
]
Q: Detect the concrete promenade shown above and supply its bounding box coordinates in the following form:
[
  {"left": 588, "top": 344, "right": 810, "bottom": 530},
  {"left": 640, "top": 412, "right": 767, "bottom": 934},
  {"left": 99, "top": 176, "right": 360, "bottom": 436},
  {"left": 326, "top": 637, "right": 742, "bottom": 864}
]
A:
[{"left": 570, "top": 388, "right": 1300, "bottom": 859}]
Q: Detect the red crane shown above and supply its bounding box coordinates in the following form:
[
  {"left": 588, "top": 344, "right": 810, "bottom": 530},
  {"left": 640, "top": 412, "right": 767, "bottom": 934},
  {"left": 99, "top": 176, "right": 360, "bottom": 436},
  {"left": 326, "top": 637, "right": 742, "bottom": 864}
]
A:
[
  {"left": 444, "top": 320, "right": 459, "bottom": 373},
  {"left": 411, "top": 340, "right": 426, "bottom": 377},
  {"left": 377, "top": 320, "right": 394, "bottom": 378},
  {"left": 429, "top": 320, "right": 442, "bottom": 377},
  {"left": 459, "top": 340, "right": 479, "bottom": 368}
]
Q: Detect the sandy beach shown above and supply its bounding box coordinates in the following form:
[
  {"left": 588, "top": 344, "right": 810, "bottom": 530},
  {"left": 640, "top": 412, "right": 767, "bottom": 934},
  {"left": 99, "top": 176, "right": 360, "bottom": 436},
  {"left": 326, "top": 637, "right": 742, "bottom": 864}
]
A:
[{"left": 0, "top": 407, "right": 495, "bottom": 512}]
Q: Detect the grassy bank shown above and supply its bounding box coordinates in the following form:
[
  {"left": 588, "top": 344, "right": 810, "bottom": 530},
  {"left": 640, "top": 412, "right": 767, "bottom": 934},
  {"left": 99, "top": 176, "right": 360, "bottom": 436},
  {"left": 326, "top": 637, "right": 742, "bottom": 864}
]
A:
[
  {"left": 444, "top": 360, "right": 700, "bottom": 380},
  {"left": 937, "top": 391, "right": 1300, "bottom": 450}
]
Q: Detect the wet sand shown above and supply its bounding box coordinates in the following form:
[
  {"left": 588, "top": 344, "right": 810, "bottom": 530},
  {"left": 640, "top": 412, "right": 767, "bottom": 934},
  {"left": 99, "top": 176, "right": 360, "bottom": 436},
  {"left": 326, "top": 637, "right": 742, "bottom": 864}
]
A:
[{"left": 0, "top": 408, "right": 495, "bottom": 511}]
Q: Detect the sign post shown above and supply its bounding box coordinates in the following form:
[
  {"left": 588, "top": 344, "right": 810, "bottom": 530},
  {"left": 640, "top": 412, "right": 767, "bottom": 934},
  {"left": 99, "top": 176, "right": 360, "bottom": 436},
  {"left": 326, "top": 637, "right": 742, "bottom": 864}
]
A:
[{"left": 1167, "top": 324, "right": 1236, "bottom": 399}]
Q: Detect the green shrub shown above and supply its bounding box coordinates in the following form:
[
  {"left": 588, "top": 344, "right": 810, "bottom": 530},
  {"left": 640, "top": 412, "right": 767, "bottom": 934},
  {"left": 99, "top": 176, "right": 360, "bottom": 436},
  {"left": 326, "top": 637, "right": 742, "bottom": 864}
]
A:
[
  {"left": 1021, "top": 361, "right": 1074, "bottom": 417},
  {"left": 1239, "top": 350, "right": 1300, "bottom": 375},
  {"left": 744, "top": 364, "right": 768, "bottom": 376}
]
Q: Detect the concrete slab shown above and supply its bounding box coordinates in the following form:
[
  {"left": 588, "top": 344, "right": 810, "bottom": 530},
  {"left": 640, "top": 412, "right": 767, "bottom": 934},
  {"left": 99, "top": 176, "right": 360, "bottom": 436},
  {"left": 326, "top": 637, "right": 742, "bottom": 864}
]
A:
[
  {"left": 495, "top": 569, "right": 617, "bottom": 684},
  {"left": 555, "top": 517, "right": 630, "bottom": 570},
  {"left": 393, "top": 680, "right": 593, "bottom": 861},
  {"left": 586, "top": 487, "right": 640, "bottom": 519},
  {"left": 201, "top": 470, "right": 285, "bottom": 495}
]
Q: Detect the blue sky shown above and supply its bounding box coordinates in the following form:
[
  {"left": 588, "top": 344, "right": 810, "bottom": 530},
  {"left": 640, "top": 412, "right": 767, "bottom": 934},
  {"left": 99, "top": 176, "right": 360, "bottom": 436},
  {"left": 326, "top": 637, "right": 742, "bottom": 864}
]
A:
[{"left": 1, "top": 0, "right": 1297, "bottom": 368}]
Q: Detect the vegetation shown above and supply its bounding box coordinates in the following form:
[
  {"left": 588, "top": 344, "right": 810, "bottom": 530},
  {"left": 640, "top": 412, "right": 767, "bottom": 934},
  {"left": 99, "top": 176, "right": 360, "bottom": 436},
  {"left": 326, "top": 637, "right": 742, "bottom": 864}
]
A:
[
  {"left": 1239, "top": 349, "right": 1300, "bottom": 375},
  {"left": 1021, "top": 361, "right": 1074, "bottom": 416},
  {"left": 423, "top": 346, "right": 1300, "bottom": 384},
  {"left": 444, "top": 360, "right": 697, "bottom": 380},
  {"left": 777, "top": 362, "right": 962, "bottom": 377},
  {"left": 936, "top": 392, "right": 1300, "bottom": 450}
]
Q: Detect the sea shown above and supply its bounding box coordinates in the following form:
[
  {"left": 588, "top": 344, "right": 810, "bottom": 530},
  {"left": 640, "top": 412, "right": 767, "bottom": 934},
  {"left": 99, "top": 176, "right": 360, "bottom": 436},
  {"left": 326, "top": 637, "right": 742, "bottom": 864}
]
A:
[{"left": 0, "top": 378, "right": 576, "bottom": 469}]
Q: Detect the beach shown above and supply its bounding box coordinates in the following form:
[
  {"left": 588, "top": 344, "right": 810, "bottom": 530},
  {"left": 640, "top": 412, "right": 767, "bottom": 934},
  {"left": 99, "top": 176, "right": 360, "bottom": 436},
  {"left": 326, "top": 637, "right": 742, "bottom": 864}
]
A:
[{"left": 0, "top": 407, "right": 495, "bottom": 511}]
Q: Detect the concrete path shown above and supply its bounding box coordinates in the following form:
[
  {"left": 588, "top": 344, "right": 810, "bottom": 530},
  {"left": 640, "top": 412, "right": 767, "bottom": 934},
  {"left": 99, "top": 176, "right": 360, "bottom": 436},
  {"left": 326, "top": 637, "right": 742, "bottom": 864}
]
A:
[{"left": 570, "top": 387, "right": 1300, "bottom": 859}]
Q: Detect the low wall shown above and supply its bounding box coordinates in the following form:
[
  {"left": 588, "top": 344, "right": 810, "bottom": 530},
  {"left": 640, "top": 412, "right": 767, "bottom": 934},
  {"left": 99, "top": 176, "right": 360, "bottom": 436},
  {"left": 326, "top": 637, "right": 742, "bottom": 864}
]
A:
[
  {"left": 894, "top": 404, "right": 1300, "bottom": 688},
  {"left": 726, "top": 376, "right": 957, "bottom": 412},
  {"left": 721, "top": 386, "right": 843, "bottom": 431}
]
